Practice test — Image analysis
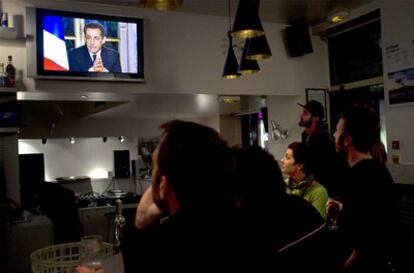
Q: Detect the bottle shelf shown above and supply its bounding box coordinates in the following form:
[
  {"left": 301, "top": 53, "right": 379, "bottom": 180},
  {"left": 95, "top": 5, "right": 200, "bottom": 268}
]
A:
[
  {"left": 0, "top": 127, "right": 19, "bottom": 133},
  {"left": 0, "top": 87, "right": 17, "bottom": 93},
  {"left": 0, "top": 27, "right": 18, "bottom": 40}
]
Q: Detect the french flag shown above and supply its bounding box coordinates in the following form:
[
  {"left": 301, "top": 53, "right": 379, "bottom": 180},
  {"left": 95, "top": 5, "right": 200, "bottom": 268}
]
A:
[{"left": 43, "top": 16, "right": 69, "bottom": 71}]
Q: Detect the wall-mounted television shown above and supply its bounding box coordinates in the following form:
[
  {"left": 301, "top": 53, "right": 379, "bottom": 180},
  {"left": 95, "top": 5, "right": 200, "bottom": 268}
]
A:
[{"left": 26, "top": 8, "right": 144, "bottom": 82}]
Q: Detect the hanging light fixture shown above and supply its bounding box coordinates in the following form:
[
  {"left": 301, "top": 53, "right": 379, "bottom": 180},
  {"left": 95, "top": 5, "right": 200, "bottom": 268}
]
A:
[
  {"left": 245, "top": 34, "right": 272, "bottom": 60},
  {"left": 239, "top": 39, "right": 260, "bottom": 74},
  {"left": 232, "top": 0, "right": 264, "bottom": 39},
  {"left": 223, "top": 0, "right": 241, "bottom": 79},
  {"left": 139, "top": 0, "right": 183, "bottom": 11},
  {"left": 223, "top": 32, "right": 241, "bottom": 79},
  {"left": 69, "top": 137, "right": 76, "bottom": 144},
  {"left": 119, "top": 136, "right": 125, "bottom": 143}
]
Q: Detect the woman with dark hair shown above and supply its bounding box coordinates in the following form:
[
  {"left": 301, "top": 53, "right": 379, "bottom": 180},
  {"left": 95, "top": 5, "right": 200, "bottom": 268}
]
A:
[{"left": 281, "top": 142, "right": 329, "bottom": 219}]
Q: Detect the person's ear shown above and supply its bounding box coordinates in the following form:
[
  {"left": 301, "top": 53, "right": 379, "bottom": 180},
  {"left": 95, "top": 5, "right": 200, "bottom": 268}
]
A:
[
  {"left": 344, "top": 134, "right": 352, "bottom": 147},
  {"left": 312, "top": 115, "right": 320, "bottom": 123},
  {"left": 102, "top": 36, "right": 106, "bottom": 44},
  {"left": 158, "top": 175, "right": 170, "bottom": 200},
  {"left": 295, "top": 163, "right": 304, "bottom": 173}
]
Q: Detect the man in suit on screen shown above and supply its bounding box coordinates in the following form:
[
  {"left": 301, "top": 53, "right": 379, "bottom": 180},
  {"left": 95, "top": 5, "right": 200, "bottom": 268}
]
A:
[{"left": 68, "top": 22, "right": 121, "bottom": 73}]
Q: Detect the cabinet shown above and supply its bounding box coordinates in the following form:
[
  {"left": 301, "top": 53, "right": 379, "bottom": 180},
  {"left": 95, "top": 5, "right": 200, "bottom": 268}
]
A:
[
  {"left": 7, "top": 215, "right": 53, "bottom": 273},
  {"left": 78, "top": 203, "right": 137, "bottom": 243}
]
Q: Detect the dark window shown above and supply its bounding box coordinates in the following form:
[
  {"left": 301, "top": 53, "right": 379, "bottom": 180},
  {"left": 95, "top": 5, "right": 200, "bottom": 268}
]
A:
[{"left": 328, "top": 10, "right": 382, "bottom": 85}]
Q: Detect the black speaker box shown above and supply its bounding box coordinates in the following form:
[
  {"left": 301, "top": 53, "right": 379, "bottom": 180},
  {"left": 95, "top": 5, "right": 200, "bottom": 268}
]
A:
[
  {"left": 19, "top": 153, "right": 45, "bottom": 208},
  {"left": 114, "top": 150, "right": 130, "bottom": 179},
  {"left": 285, "top": 23, "right": 313, "bottom": 57}
]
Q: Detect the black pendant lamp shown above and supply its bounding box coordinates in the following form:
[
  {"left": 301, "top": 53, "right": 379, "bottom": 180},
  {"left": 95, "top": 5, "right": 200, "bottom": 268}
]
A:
[
  {"left": 239, "top": 38, "right": 260, "bottom": 74},
  {"left": 245, "top": 34, "right": 272, "bottom": 60},
  {"left": 223, "top": 0, "right": 241, "bottom": 79},
  {"left": 223, "top": 32, "right": 241, "bottom": 79},
  {"left": 232, "top": 0, "right": 264, "bottom": 39}
]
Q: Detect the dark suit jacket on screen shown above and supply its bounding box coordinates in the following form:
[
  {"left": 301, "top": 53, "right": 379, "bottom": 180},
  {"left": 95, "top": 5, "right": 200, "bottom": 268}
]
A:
[{"left": 68, "top": 45, "right": 122, "bottom": 73}]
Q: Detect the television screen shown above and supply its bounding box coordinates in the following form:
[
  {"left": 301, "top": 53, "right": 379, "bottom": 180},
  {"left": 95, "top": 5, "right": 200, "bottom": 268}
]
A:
[{"left": 35, "top": 8, "right": 144, "bottom": 81}]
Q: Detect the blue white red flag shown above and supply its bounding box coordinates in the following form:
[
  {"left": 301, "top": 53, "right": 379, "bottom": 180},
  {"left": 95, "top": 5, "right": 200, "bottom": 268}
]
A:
[{"left": 43, "top": 16, "right": 69, "bottom": 71}]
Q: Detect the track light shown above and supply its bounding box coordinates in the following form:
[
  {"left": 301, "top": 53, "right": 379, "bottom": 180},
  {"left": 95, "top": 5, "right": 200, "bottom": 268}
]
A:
[
  {"left": 119, "top": 136, "right": 125, "bottom": 143},
  {"left": 232, "top": 0, "right": 264, "bottom": 39},
  {"left": 41, "top": 138, "right": 47, "bottom": 144},
  {"left": 103, "top": 137, "right": 107, "bottom": 143},
  {"left": 270, "top": 120, "right": 289, "bottom": 140},
  {"left": 69, "top": 137, "right": 75, "bottom": 144}
]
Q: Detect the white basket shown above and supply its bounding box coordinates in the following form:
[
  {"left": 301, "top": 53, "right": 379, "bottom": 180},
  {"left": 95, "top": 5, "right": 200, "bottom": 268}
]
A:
[{"left": 31, "top": 242, "right": 113, "bottom": 273}]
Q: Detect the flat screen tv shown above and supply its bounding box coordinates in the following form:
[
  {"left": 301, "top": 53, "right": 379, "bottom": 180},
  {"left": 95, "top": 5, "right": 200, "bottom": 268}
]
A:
[{"left": 28, "top": 8, "right": 144, "bottom": 82}]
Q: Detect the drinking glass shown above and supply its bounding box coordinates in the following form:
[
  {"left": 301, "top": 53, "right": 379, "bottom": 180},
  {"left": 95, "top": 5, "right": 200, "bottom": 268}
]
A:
[{"left": 79, "top": 235, "right": 104, "bottom": 272}]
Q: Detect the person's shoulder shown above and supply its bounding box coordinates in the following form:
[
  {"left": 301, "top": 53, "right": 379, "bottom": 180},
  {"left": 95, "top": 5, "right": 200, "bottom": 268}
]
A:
[
  {"left": 68, "top": 45, "right": 86, "bottom": 56},
  {"left": 310, "top": 181, "right": 328, "bottom": 195},
  {"left": 102, "top": 46, "right": 119, "bottom": 55}
]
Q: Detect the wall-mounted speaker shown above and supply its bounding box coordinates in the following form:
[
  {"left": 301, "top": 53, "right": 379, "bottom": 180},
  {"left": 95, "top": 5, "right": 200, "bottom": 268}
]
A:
[
  {"left": 114, "top": 150, "right": 130, "bottom": 179},
  {"left": 284, "top": 23, "right": 313, "bottom": 57}
]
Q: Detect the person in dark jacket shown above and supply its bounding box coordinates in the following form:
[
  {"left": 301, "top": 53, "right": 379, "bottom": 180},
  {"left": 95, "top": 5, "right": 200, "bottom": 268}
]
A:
[
  {"left": 334, "top": 103, "right": 397, "bottom": 273},
  {"left": 133, "top": 120, "right": 239, "bottom": 272},
  {"left": 68, "top": 22, "right": 121, "bottom": 73},
  {"left": 298, "top": 100, "right": 349, "bottom": 198}
]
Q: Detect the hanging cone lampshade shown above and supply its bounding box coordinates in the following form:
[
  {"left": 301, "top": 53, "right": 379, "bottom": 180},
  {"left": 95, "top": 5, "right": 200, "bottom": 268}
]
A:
[
  {"left": 245, "top": 34, "right": 272, "bottom": 60},
  {"left": 223, "top": 32, "right": 241, "bottom": 79},
  {"left": 139, "top": 0, "right": 183, "bottom": 11},
  {"left": 239, "top": 39, "right": 260, "bottom": 74},
  {"left": 232, "top": 0, "right": 264, "bottom": 38}
]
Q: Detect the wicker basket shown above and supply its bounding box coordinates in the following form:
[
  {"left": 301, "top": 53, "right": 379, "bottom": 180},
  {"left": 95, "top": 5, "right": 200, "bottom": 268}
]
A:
[{"left": 31, "top": 242, "right": 113, "bottom": 273}]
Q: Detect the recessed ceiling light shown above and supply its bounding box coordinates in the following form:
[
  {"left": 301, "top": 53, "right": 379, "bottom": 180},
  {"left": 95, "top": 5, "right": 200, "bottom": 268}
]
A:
[
  {"left": 220, "top": 95, "right": 240, "bottom": 104},
  {"left": 80, "top": 95, "right": 88, "bottom": 99},
  {"left": 328, "top": 11, "right": 349, "bottom": 23}
]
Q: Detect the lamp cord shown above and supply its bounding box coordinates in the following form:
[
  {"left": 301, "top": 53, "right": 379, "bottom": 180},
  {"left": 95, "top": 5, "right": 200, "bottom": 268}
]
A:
[{"left": 228, "top": 0, "right": 231, "bottom": 31}]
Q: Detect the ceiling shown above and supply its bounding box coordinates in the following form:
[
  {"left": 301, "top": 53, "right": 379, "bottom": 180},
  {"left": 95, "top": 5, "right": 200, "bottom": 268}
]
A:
[{"left": 71, "top": 0, "right": 374, "bottom": 26}]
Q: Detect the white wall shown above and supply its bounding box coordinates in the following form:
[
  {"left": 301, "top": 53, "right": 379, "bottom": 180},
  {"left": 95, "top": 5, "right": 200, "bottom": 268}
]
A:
[
  {"left": 19, "top": 137, "right": 138, "bottom": 181},
  {"left": 267, "top": 95, "right": 305, "bottom": 160}
]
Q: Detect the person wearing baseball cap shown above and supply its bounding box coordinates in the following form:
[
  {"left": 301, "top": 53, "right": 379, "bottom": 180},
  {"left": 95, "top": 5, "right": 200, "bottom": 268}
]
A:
[
  {"left": 298, "top": 100, "right": 325, "bottom": 131},
  {"left": 297, "top": 100, "right": 348, "bottom": 198}
]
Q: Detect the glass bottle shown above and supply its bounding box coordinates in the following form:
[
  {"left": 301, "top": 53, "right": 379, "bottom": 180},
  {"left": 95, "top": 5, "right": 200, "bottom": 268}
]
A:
[
  {"left": 6, "top": 56, "right": 16, "bottom": 87},
  {"left": 0, "top": 63, "right": 7, "bottom": 88}
]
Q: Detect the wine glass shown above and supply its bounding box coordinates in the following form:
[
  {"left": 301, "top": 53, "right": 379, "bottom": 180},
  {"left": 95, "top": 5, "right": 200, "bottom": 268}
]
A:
[{"left": 327, "top": 199, "right": 341, "bottom": 231}]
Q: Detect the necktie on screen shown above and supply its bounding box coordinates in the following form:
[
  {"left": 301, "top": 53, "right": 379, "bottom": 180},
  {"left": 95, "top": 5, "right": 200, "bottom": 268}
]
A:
[{"left": 92, "top": 54, "right": 97, "bottom": 63}]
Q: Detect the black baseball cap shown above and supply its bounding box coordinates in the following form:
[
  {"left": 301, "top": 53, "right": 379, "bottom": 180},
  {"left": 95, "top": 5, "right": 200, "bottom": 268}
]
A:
[{"left": 297, "top": 100, "right": 325, "bottom": 119}]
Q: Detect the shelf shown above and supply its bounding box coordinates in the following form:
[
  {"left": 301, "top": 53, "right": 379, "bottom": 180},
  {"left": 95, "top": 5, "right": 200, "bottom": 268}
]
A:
[
  {"left": 0, "top": 87, "right": 18, "bottom": 93},
  {"left": 0, "top": 127, "right": 19, "bottom": 133},
  {"left": 0, "top": 27, "right": 18, "bottom": 40}
]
